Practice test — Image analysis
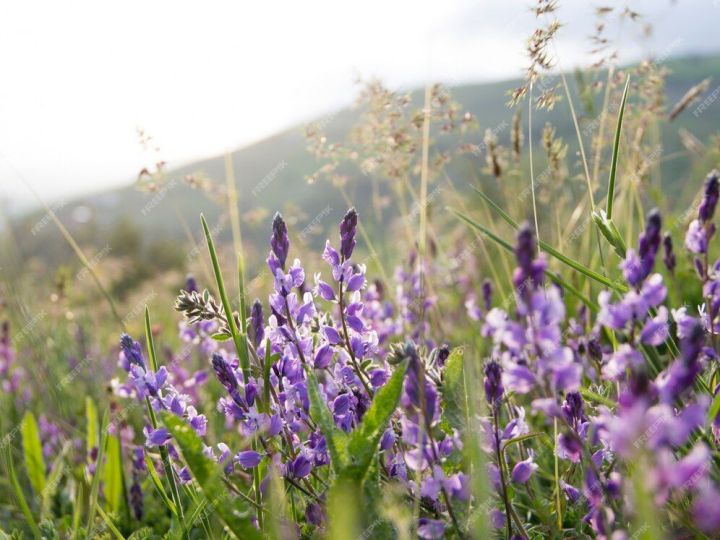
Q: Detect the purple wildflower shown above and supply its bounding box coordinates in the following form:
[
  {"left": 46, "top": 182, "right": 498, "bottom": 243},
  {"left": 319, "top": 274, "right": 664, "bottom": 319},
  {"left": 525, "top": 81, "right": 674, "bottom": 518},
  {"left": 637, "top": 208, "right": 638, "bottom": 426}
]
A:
[
  {"left": 484, "top": 360, "right": 504, "bottom": 405},
  {"left": 339, "top": 207, "right": 358, "bottom": 260},
  {"left": 270, "top": 212, "right": 290, "bottom": 270},
  {"left": 250, "top": 299, "right": 264, "bottom": 348},
  {"left": 698, "top": 170, "right": 719, "bottom": 222},
  {"left": 663, "top": 233, "right": 676, "bottom": 273}
]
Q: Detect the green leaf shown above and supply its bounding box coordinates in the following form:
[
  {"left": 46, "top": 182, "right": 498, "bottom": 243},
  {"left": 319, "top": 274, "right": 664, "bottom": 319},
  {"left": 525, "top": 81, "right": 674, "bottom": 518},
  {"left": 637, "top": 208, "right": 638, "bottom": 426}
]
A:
[
  {"left": 161, "top": 413, "right": 261, "bottom": 539},
  {"left": 103, "top": 434, "right": 124, "bottom": 514},
  {"left": 343, "top": 362, "right": 407, "bottom": 481},
  {"left": 20, "top": 412, "right": 46, "bottom": 496},
  {"left": 606, "top": 75, "right": 631, "bottom": 220},
  {"left": 305, "top": 368, "right": 348, "bottom": 471},
  {"left": 211, "top": 333, "right": 232, "bottom": 342},
  {"left": 440, "top": 349, "right": 467, "bottom": 432},
  {"left": 85, "top": 397, "right": 99, "bottom": 456},
  {"left": 95, "top": 504, "right": 126, "bottom": 539},
  {"left": 450, "top": 203, "right": 626, "bottom": 293},
  {"left": 708, "top": 391, "right": 720, "bottom": 427}
]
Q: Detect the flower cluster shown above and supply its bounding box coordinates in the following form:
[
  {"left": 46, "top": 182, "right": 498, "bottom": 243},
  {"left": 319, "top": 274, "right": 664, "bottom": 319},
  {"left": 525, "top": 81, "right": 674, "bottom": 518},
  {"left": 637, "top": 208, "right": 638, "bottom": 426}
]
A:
[
  {"left": 106, "top": 172, "right": 720, "bottom": 539},
  {"left": 471, "top": 172, "right": 720, "bottom": 537}
]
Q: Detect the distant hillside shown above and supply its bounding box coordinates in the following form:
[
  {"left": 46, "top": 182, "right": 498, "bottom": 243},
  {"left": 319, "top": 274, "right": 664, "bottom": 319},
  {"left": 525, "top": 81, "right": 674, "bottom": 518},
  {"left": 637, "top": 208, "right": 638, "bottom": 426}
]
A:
[{"left": 10, "top": 53, "right": 720, "bottom": 278}]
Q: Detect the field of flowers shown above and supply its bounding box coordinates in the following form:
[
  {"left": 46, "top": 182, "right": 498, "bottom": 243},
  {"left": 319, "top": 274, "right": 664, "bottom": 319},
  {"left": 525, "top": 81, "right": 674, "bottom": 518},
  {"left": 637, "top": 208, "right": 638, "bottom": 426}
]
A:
[{"left": 3, "top": 2, "right": 720, "bottom": 539}]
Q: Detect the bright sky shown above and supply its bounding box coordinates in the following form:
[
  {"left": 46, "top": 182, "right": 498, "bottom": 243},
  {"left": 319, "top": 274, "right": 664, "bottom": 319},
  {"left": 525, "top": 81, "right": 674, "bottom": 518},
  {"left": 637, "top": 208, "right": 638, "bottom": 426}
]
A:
[{"left": 1, "top": 0, "right": 717, "bottom": 210}]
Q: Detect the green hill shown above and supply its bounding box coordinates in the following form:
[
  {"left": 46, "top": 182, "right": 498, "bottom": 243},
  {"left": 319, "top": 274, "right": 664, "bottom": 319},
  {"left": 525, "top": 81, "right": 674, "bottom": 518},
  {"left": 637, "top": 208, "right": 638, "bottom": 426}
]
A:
[{"left": 8, "top": 53, "right": 720, "bottom": 284}]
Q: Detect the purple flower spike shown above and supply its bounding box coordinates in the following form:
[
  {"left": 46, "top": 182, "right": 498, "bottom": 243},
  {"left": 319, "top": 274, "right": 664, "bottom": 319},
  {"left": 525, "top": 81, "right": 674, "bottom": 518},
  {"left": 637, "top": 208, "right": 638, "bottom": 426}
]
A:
[
  {"left": 637, "top": 209, "right": 662, "bottom": 281},
  {"left": 663, "top": 233, "right": 676, "bottom": 273},
  {"left": 270, "top": 212, "right": 290, "bottom": 269},
  {"left": 185, "top": 274, "right": 198, "bottom": 293},
  {"left": 561, "top": 392, "right": 585, "bottom": 427},
  {"left": 482, "top": 278, "right": 493, "bottom": 311},
  {"left": 339, "top": 207, "right": 358, "bottom": 260},
  {"left": 120, "top": 334, "right": 145, "bottom": 370},
  {"left": 698, "top": 170, "right": 719, "bottom": 222},
  {"left": 483, "top": 360, "right": 504, "bottom": 405},
  {"left": 680, "top": 320, "right": 705, "bottom": 366},
  {"left": 250, "top": 299, "right": 264, "bottom": 348},
  {"left": 514, "top": 223, "right": 537, "bottom": 278},
  {"left": 211, "top": 353, "right": 238, "bottom": 393}
]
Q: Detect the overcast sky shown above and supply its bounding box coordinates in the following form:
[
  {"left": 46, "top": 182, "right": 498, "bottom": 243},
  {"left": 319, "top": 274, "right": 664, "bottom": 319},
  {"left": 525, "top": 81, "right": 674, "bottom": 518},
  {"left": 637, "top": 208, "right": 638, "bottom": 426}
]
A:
[{"left": 1, "top": 0, "right": 718, "bottom": 210}]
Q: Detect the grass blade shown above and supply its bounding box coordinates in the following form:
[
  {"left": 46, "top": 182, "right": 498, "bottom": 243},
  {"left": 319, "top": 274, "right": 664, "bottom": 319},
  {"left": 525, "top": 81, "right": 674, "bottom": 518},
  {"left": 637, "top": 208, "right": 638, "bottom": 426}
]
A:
[
  {"left": 96, "top": 504, "right": 126, "bottom": 540},
  {"left": 144, "top": 453, "right": 178, "bottom": 516},
  {"left": 4, "top": 444, "right": 42, "bottom": 538},
  {"left": 87, "top": 410, "right": 109, "bottom": 534},
  {"left": 454, "top": 197, "right": 626, "bottom": 292},
  {"left": 201, "top": 215, "right": 250, "bottom": 379},
  {"left": 606, "top": 76, "right": 631, "bottom": 220}
]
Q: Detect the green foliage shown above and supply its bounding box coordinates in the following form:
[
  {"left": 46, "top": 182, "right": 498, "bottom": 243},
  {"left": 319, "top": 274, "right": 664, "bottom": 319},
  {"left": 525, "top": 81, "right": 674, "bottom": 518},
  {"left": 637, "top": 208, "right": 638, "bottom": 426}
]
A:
[
  {"left": 20, "top": 411, "right": 46, "bottom": 496},
  {"left": 440, "top": 348, "right": 467, "bottom": 433},
  {"left": 342, "top": 362, "right": 407, "bottom": 482},
  {"left": 103, "top": 434, "right": 125, "bottom": 515},
  {"left": 161, "top": 413, "right": 261, "bottom": 540},
  {"left": 306, "top": 368, "right": 349, "bottom": 471}
]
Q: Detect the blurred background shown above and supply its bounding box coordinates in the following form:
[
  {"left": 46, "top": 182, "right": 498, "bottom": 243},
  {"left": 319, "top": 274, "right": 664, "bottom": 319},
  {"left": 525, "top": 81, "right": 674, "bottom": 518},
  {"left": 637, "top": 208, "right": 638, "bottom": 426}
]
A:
[{"left": 2, "top": 0, "right": 720, "bottom": 343}]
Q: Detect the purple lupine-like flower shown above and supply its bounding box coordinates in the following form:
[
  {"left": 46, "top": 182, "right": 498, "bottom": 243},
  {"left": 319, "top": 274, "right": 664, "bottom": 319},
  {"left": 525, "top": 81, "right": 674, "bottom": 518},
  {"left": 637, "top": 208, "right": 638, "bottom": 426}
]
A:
[
  {"left": 289, "top": 454, "right": 312, "bottom": 479},
  {"left": 561, "top": 392, "right": 585, "bottom": 428},
  {"left": 185, "top": 274, "right": 198, "bottom": 293},
  {"left": 250, "top": 299, "right": 264, "bottom": 348},
  {"left": 694, "top": 485, "right": 720, "bottom": 533},
  {"left": 305, "top": 502, "right": 325, "bottom": 526},
  {"left": 235, "top": 450, "right": 262, "bottom": 469},
  {"left": 418, "top": 518, "right": 445, "bottom": 539},
  {"left": 511, "top": 450, "right": 538, "bottom": 483},
  {"left": 434, "top": 344, "right": 450, "bottom": 367},
  {"left": 211, "top": 353, "right": 239, "bottom": 393},
  {"left": 120, "top": 334, "right": 145, "bottom": 370},
  {"left": 561, "top": 480, "right": 581, "bottom": 504},
  {"left": 339, "top": 207, "right": 358, "bottom": 260},
  {"left": 144, "top": 427, "right": 171, "bottom": 447},
  {"left": 482, "top": 278, "right": 493, "bottom": 311},
  {"left": 638, "top": 208, "right": 662, "bottom": 281},
  {"left": 484, "top": 360, "right": 504, "bottom": 405},
  {"left": 557, "top": 432, "right": 583, "bottom": 463},
  {"left": 663, "top": 233, "right": 676, "bottom": 273},
  {"left": 513, "top": 223, "right": 545, "bottom": 291},
  {"left": 270, "top": 212, "right": 290, "bottom": 270},
  {"left": 514, "top": 223, "right": 536, "bottom": 276},
  {"left": 659, "top": 320, "right": 705, "bottom": 402},
  {"left": 685, "top": 219, "right": 713, "bottom": 254},
  {"left": 698, "top": 170, "right": 719, "bottom": 222}
]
